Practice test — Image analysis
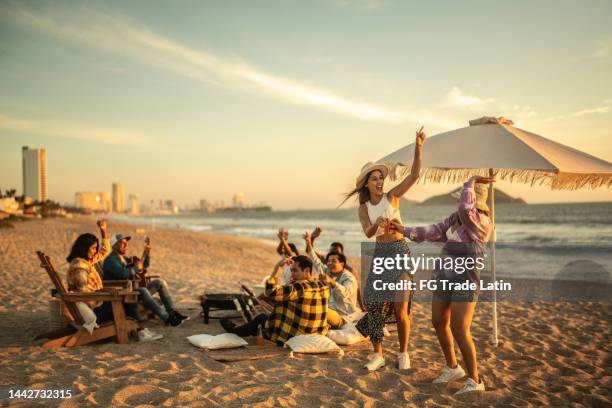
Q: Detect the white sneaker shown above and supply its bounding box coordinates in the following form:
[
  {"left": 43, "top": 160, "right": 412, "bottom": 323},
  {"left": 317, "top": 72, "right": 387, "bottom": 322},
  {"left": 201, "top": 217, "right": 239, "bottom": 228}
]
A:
[
  {"left": 433, "top": 364, "right": 466, "bottom": 383},
  {"left": 398, "top": 352, "right": 411, "bottom": 370},
  {"left": 364, "top": 354, "right": 385, "bottom": 371},
  {"left": 454, "top": 377, "right": 485, "bottom": 395},
  {"left": 138, "top": 328, "right": 163, "bottom": 342}
]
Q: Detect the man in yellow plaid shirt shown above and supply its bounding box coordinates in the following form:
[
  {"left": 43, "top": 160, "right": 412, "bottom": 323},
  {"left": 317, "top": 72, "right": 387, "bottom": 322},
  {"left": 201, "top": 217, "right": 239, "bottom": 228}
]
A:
[{"left": 221, "top": 255, "right": 330, "bottom": 345}]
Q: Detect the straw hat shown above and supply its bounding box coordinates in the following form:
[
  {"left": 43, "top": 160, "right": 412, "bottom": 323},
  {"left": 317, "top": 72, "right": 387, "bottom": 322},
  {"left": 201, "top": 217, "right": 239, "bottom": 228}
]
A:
[
  {"left": 452, "top": 183, "right": 490, "bottom": 212},
  {"left": 355, "top": 162, "right": 389, "bottom": 189}
]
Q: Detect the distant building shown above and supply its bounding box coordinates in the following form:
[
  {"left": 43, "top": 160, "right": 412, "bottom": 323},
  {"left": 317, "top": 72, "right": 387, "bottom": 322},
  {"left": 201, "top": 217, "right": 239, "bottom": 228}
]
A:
[
  {"left": 75, "top": 192, "right": 111, "bottom": 212},
  {"left": 232, "top": 192, "right": 245, "bottom": 208},
  {"left": 164, "top": 199, "right": 179, "bottom": 214},
  {"left": 0, "top": 197, "right": 20, "bottom": 214},
  {"left": 199, "top": 199, "right": 212, "bottom": 212},
  {"left": 112, "top": 183, "right": 125, "bottom": 213},
  {"left": 22, "top": 146, "right": 48, "bottom": 202},
  {"left": 129, "top": 194, "right": 140, "bottom": 215}
]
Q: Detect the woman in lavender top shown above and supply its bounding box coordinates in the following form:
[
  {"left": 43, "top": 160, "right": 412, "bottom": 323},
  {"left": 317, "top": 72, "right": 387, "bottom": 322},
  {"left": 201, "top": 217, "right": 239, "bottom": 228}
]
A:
[{"left": 390, "top": 175, "right": 493, "bottom": 395}]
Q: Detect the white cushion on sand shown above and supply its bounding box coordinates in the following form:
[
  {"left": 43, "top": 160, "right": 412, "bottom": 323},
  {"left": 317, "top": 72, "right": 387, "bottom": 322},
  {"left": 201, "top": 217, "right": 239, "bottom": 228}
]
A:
[
  {"left": 345, "top": 311, "right": 366, "bottom": 323},
  {"left": 285, "top": 334, "right": 340, "bottom": 354},
  {"left": 327, "top": 321, "right": 367, "bottom": 345},
  {"left": 187, "top": 333, "right": 248, "bottom": 350},
  {"left": 75, "top": 302, "right": 99, "bottom": 334}
]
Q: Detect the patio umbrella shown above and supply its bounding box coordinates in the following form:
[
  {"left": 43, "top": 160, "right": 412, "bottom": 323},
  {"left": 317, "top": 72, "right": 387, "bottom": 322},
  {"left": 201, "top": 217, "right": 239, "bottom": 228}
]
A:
[{"left": 376, "top": 116, "right": 612, "bottom": 346}]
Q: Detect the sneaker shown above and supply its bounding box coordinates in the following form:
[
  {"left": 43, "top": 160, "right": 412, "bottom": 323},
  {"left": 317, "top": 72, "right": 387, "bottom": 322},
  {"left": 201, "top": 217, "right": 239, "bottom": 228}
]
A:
[
  {"left": 454, "top": 377, "right": 485, "bottom": 395},
  {"left": 138, "top": 328, "right": 163, "bottom": 342},
  {"left": 173, "top": 310, "right": 191, "bottom": 321},
  {"left": 165, "top": 310, "right": 187, "bottom": 327},
  {"left": 433, "top": 364, "right": 466, "bottom": 383},
  {"left": 220, "top": 318, "right": 236, "bottom": 333},
  {"left": 364, "top": 354, "right": 385, "bottom": 372},
  {"left": 398, "top": 352, "right": 411, "bottom": 370}
]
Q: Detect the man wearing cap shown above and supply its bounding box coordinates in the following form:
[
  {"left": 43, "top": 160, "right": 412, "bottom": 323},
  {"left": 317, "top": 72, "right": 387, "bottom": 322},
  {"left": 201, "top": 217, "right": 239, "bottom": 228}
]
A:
[{"left": 103, "top": 233, "right": 188, "bottom": 327}]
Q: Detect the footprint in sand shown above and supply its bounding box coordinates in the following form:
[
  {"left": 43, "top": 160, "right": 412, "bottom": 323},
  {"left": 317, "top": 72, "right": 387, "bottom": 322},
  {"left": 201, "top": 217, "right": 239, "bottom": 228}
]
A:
[{"left": 112, "top": 385, "right": 169, "bottom": 406}]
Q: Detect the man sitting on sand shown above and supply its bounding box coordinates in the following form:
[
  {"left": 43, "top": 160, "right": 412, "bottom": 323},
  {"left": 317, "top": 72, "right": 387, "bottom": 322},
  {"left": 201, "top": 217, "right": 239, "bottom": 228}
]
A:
[
  {"left": 308, "top": 226, "right": 364, "bottom": 310},
  {"left": 304, "top": 232, "right": 359, "bottom": 329},
  {"left": 221, "top": 255, "right": 330, "bottom": 345},
  {"left": 308, "top": 226, "right": 356, "bottom": 274},
  {"left": 275, "top": 227, "right": 306, "bottom": 285},
  {"left": 102, "top": 233, "right": 188, "bottom": 327}
]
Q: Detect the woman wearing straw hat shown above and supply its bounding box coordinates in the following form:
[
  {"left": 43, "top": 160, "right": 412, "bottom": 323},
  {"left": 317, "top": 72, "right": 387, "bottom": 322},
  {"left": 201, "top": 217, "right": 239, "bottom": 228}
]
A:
[
  {"left": 390, "top": 175, "right": 493, "bottom": 394},
  {"left": 343, "top": 128, "right": 426, "bottom": 372}
]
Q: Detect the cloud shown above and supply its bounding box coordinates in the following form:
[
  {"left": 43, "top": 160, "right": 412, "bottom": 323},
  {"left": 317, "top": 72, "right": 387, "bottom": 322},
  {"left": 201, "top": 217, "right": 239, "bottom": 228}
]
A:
[
  {"left": 0, "top": 3, "right": 461, "bottom": 129},
  {"left": 443, "top": 86, "right": 495, "bottom": 109},
  {"left": 569, "top": 105, "right": 610, "bottom": 117},
  {"left": 540, "top": 101, "right": 611, "bottom": 122},
  {"left": 439, "top": 86, "right": 539, "bottom": 125},
  {"left": 0, "top": 114, "right": 154, "bottom": 146},
  {"left": 593, "top": 35, "right": 612, "bottom": 59}
]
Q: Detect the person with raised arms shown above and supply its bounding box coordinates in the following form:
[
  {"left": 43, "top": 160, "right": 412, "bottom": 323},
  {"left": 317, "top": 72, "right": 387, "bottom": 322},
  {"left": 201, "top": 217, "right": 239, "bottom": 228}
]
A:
[
  {"left": 342, "top": 128, "right": 426, "bottom": 371},
  {"left": 390, "top": 175, "right": 494, "bottom": 394}
]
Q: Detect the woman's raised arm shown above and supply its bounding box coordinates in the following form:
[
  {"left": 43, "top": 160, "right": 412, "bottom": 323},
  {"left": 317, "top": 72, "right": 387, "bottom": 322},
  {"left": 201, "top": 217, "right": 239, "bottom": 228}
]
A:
[{"left": 388, "top": 128, "right": 426, "bottom": 200}]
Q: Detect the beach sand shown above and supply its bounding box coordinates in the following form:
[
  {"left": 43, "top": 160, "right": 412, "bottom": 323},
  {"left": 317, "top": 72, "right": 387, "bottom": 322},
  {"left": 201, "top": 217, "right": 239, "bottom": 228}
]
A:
[{"left": 0, "top": 217, "right": 610, "bottom": 407}]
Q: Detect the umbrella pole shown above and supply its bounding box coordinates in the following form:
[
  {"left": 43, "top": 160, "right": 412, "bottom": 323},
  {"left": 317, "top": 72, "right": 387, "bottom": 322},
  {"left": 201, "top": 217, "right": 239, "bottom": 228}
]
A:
[{"left": 489, "top": 168, "right": 499, "bottom": 347}]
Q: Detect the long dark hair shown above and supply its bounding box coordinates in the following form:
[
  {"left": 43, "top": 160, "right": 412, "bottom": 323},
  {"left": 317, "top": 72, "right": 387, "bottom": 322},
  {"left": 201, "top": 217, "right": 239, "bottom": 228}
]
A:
[
  {"left": 340, "top": 170, "right": 380, "bottom": 206},
  {"left": 67, "top": 233, "right": 99, "bottom": 262}
]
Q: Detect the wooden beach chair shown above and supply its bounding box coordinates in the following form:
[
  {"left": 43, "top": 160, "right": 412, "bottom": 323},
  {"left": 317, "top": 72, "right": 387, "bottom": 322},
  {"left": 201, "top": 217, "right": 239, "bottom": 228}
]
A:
[
  {"left": 99, "top": 259, "right": 160, "bottom": 321},
  {"left": 240, "top": 284, "right": 273, "bottom": 315},
  {"left": 36, "top": 251, "right": 139, "bottom": 348},
  {"left": 199, "top": 292, "right": 251, "bottom": 324}
]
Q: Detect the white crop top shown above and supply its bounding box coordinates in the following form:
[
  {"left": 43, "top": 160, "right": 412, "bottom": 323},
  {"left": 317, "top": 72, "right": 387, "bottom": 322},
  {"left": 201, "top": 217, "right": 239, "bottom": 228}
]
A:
[{"left": 366, "top": 194, "right": 403, "bottom": 236}]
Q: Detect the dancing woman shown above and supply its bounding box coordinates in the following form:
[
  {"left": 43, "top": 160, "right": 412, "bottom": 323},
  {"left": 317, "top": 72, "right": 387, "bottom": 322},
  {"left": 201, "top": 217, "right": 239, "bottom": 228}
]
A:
[
  {"left": 391, "top": 175, "right": 493, "bottom": 394},
  {"left": 343, "top": 128, "right": 425, "bottom": 371}
]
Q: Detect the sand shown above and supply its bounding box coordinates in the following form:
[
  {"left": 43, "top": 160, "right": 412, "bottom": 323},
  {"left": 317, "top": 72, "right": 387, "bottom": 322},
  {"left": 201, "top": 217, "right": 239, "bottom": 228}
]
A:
[{"left": 0, "top": 217, "right": 610, "bottom": 407}]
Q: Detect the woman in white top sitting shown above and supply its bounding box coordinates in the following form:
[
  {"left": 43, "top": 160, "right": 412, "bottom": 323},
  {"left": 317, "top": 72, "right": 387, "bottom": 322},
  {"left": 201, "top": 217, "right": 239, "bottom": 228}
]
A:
[{"left": 343, "top": 128, "right": 426, "bottom": 371}]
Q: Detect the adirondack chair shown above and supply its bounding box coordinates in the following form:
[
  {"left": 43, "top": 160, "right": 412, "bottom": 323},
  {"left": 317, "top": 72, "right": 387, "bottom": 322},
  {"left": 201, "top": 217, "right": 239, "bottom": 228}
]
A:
[
  {"left": 240, "top": 284, "right": 273, "bottom": 315},
  {"left": 36, "top": 251, "right": 139, "bottom": 348},
  {"left": 102, "top": 278, "right": 157, "bottom": 321}
]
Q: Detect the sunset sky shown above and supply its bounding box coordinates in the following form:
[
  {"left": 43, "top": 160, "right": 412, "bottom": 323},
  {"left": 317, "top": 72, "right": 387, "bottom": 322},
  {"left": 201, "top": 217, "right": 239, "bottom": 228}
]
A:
[{"left": 1, "top": 0, "right": 611, "bottom": 209}]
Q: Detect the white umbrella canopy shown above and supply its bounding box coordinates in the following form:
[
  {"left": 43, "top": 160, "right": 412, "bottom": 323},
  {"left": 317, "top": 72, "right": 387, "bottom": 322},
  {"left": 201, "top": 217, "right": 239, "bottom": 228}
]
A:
[
  {"left": 378, "top": 116, "right": 612, "bottom": 189},
  {"left": 376, "top": 116, "right": 612, "bottom": 346}
]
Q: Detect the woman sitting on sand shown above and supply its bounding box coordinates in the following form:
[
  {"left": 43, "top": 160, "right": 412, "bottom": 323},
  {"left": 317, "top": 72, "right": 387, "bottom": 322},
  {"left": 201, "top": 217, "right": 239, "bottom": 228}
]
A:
[
  {"left": 390, "top": 175, "right": 493, "bottom": 394},
  {"left": 342, "top": 127, "right": 425, "bottom": 372}
]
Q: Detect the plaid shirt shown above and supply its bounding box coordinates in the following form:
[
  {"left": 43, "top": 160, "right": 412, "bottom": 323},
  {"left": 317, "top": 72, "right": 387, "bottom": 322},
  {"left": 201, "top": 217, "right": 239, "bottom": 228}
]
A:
[
  {"left": 66, "top": 235, "right": 111, "bottom": 309},
  {"left": 264, "top": 276, "right": 330, "bottom": 344}
]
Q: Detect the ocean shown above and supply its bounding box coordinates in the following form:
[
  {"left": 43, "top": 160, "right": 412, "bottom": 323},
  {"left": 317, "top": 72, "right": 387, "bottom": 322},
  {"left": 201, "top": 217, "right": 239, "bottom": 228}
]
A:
[{"left": 111, "top": 202, "right": 612, "bottom": 284}]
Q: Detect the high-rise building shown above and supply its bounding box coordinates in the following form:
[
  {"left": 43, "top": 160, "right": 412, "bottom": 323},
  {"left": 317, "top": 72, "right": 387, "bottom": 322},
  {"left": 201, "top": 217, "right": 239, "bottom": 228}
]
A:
[
  {"left": 75, "top": 192, "right": 111, "bottom": 212},
  {"left": 129, "top": 194, "right": 140, "bottom": 215},
  {"left": 232, "top": 192, "right": 245, "bottom": 208},
  {"left": 22, "top": 146, "right": 48, "bottom": 202},
  {"left": 112, "top": 183, "right": 125, "bottom": 213}
]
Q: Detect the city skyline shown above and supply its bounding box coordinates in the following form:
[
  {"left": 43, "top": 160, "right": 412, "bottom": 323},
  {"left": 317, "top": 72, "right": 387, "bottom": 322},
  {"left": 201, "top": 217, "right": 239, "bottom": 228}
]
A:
[{"left": 1, "top": 1, "right": 611, "bottom": 209}]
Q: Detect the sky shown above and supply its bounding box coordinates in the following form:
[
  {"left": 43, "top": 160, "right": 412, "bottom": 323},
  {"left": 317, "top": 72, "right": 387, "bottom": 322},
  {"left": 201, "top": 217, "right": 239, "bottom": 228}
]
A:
[{"left": 0, "top": 0, "right": 611, "bottom": 209}]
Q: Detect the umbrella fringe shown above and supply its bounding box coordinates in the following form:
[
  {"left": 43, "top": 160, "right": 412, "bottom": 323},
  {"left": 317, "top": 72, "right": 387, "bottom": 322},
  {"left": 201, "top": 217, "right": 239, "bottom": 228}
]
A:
[{"left": 387, "top": 164, "right": 612, "bottom": 191}]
